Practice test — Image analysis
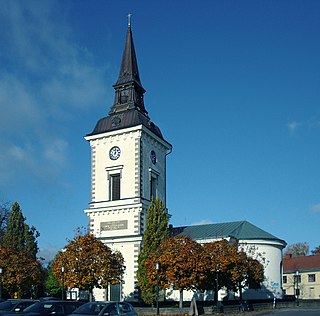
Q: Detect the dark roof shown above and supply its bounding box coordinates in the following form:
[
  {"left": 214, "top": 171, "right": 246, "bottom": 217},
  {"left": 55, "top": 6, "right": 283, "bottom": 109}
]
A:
[
  {"left": 88, "top": 108, "right": 163, "bottom": 138},
  {"left": 87, "top": 23, "right": 167, "bottom": 142},
  {"left": 284, "top": 255, "right": 320, "bottom": 273},
  {"left": 171, "top": 220, "right": 285, "bottom": 244}
]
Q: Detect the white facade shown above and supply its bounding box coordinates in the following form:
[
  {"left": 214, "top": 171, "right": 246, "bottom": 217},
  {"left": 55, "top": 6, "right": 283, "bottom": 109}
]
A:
[
  {"left": 239, "top": 239, "right": 284, "bottom": 299},
  {"left": 84, "top": 125, "right": 171, "bottom": 300}
]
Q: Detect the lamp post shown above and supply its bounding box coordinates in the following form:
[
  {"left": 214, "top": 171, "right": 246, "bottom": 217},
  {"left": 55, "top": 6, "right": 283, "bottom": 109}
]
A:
[
  {"left": 0, "top": 267, "right": 2, "bottom": 301},
  {"left": 155, "top": 262, "right": 160, "bottom": 315},
  {"left": 216, "top": 263, "right": 220, "bottom": 313},
  {"left": 295, "top": 271, "right": 299, "bottom": 306},
  {"left": 61, "top": 266, "right": 65, "bottom": 300}
]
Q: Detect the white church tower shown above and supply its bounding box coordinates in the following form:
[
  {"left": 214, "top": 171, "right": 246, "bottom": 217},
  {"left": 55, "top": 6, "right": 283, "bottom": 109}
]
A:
[{"left": 84, "top": 20, "right": 172, "bottom": 301}]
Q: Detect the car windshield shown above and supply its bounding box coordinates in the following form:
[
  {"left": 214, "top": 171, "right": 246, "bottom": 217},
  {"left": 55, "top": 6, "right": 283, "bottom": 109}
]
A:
[
  {"left": 72, "top": 303, "right": 107, "bottom": 315},
  {"left": 0, "top": 301, "right": 17, "bottom": 311},
  {"left": 24, "top": 302, "right": 54, "bottom": 313}
]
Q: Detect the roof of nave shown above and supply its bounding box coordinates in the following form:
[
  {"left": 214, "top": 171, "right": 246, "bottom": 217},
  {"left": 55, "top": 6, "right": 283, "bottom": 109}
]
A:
[{"left": 171, "top": 220, "right": 286, "bottom": 245}]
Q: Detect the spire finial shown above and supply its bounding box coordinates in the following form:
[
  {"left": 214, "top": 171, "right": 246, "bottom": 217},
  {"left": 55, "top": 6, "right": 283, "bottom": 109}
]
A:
[{"left": 127, "top": 13, "right": 132, "bottom": 27}]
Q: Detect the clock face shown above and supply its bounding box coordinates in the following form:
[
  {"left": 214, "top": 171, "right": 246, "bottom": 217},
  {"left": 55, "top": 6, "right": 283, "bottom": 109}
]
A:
[
  {"left": 109, "top": 146, "right": 121, "bottom": 160},
  {"left": 150, "top": 150, "right": 157, "bottom": 164}
]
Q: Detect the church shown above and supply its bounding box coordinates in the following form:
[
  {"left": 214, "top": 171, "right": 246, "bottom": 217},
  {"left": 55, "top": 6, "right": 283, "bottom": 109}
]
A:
[{"left": 83, "top": 20, "right": 286, "bottom": 302}]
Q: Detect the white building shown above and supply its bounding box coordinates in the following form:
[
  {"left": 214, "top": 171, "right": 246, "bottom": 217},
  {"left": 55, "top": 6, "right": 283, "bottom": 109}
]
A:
[
  {"left": 169, "top": 221, "right": 286, "bottom": 300},
  {"left": 83, "top": 21, "right": 286, "bottom": 302},
  {"left": 84, "top": 22, "right": 171, "bottom": 301}
]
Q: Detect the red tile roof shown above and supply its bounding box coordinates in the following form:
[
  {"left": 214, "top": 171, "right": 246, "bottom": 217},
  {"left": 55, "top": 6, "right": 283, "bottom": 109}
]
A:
[{"left": 284, "top": 255, "right": 320, "bottom": 273}]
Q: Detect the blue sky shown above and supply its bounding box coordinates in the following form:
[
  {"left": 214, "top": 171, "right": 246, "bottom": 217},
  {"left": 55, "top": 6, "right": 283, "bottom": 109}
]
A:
[{"left": 0, "top": 0, "right": 319, "bottom": 261}]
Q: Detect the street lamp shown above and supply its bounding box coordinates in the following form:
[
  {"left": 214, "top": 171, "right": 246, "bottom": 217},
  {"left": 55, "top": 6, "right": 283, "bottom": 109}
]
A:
[
  {"left": 155, "top": 262, "right": 160, "bottom": 316},
  {"left": 61, "top": 266, "right": 65, "bottom": 300},
  {"left": 295, "top": 271, "right": 299, "bottom": 306},
  {"left": 0, "top": 267, "right": 3, "bottom": 301},
  {"left": 216, "top": 263, "right": 220, "bottom": 313}
]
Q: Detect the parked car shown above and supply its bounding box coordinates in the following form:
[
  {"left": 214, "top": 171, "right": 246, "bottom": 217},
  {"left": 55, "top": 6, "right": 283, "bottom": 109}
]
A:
[
  {"left": 19, "top": 300, "right": 84, "bottom": 316},
  {"left": 0, "top": 300, "right": 37, "bottom": 314},
  {"left": 71, "top": 302, "right": 137, "bottom": 316}
]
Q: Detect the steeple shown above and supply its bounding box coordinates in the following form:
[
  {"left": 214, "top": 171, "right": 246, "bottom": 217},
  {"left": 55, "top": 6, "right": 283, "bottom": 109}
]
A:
[
  {"left": 109, "top": 16, "right": 148, "bottom": 117},
  {"left": 88, "top": 16, "right": 166, "bottom": 140}
]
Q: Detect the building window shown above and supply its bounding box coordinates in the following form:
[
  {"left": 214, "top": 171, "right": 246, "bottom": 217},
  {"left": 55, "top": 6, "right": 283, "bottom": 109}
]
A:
[
  {"left": 149, "top": 168, "right": 159, "bottom": 201},
  {"left": 308, "top": 274, "right": 316, "bottom": 282},
  {"left": 110, "top": 174, "right": 120, "bottom": 200},
  {"left": 294, "top": 274, "right": 301, "bottom": 283},
  {"left": 150, "top": 175, "right": 157, "bottom": 201},
  {"left": 283, "top": 276, "right": 287, "bottom": 284}
]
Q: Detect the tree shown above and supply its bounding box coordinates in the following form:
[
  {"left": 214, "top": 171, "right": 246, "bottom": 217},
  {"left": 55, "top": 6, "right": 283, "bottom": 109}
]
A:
[
  {"left": 137, "top": 198, "right": 169, "bottom": 304},
  {"left": 2, "top": 202, "right": 40, "bottom": 258},
  {"left": 198, "top": 240, "right": 264, "bottom": 301},
  {"left": 284, "top": 242, "right": 309, "bottom": 257},
  {"left": 52, "top": 233, "right": 125, "bottom": 301},
  {"left": 311, "top": 246, "right": 320, "bottom": 256},
  {"left": 0, "top": 202, "right": 10, "bottom": 243},
  {"left": 201, "top": 240, "right": 240, "bottom": 299},
  {"left": 0, "top": 246, "right": 43, "bottom": 298},
  {"left": 246, "top": 258, "right": 264, "bottom": 289},
  {"left": 45, "top": 262, "right": 62, "bottom": 297},
  {"left": 145, "top": 236, "right": 206, "bottom": 308}
]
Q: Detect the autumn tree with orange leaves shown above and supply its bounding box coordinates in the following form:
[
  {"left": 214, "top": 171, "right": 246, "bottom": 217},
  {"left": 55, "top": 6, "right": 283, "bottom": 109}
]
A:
[
  {"left": 145, "top": 236, "right": 207, "bottom": 308},
  {"left": 0, "top": 246, "right": 42, "bottom": 298},
  {"left": 145, "top": 238, "right": 264, "bottom": 305},
  {"left": 52, "top": 233, "right": 124, "bottom": 301},
  {"left": 201, "top": 240, "right": 264, "bottom": 300}
]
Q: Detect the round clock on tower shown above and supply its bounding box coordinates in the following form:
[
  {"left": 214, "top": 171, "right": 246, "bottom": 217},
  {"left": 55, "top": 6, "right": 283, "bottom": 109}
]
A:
[{"left": 84, "top": 18, "right": 172, "bottom": 301}]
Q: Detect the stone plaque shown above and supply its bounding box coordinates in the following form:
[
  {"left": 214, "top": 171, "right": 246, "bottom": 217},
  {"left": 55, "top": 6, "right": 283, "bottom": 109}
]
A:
[{"left": 101, "top": 220, "right": 128, "bottom": 231}]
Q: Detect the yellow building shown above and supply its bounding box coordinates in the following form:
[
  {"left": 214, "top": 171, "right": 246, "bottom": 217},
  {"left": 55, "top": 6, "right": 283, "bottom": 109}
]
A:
[{"left": 283, "top": 254, "right": 320, "bottom": 299}]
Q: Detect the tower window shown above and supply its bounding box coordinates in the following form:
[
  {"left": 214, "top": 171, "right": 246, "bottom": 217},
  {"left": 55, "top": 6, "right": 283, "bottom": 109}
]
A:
[
  {"left": 150, "top": 175, "right": 157, "bottom": 201},
  {"left": 110, "top": 174, "right": 120, "bottom": 200},
  {"left": 149, "top": 168, "right": 160, "bottom": 201}
]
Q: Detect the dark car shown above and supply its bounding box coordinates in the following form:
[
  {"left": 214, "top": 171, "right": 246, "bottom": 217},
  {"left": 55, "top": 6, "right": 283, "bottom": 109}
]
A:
[
  {"left": 0, "top": 300, "right": 37, "bottom": 314},
  {"left": 20, "top": 300, "right": 83, "bottom": 316},
  {"left": 71, "top": 302, "right": 137, "bottom": 316}
]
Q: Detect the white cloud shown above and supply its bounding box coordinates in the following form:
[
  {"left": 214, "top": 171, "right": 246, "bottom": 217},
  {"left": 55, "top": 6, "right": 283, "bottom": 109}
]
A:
[
  {"left": 0, "top": 1, "right": 109, "bottom": 185},
  {"left": 190, "top": 219, "right": 214, "bottom": 226},
  {"left": 287, "top": 121, "right": 303, "bottom": 135},
  {"left": 43, "top": 139, "right": 68, "bottom": 165},
  {"left": 311, "top": 203, "right": 320, "bottom": 213}
]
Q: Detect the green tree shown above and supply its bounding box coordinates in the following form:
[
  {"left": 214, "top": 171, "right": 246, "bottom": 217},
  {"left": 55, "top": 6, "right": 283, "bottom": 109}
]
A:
[
  {"left": 45, "top": 262, "right": 61, "bottom": 297},
  {"left": 52, "top": 233, "right": 124, "bottom": 301},
  {"left": 0, "top": 202, "right": 10, "bottom": 243},
  {"left": 3, "top": 202, "right": 40, "bottom": 258},
  {"left": 137, "top": 198, "right": 169, "bottom": 304}
]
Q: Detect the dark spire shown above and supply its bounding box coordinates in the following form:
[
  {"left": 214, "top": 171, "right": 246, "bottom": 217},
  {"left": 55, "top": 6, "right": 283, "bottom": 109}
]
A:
[
  {"left": 88, "top": 16, "right": 167, "bottom": 140},
  {"left": 109, "top": 16, "right": 148, "bottom": 116}
]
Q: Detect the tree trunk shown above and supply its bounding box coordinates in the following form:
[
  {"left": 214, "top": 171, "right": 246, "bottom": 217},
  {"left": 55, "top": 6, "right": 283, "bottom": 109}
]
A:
[
  {"left": 179, "top": 290, "right": 183, "bottom": 309},
  {"left": 239, "top": 283, "right": 243, "bottom": 301}
]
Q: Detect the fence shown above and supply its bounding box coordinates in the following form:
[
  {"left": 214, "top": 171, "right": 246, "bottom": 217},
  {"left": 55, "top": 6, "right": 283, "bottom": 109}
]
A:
[{"left": 135, "top": 299, "right": 320, "bottom": 315}]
